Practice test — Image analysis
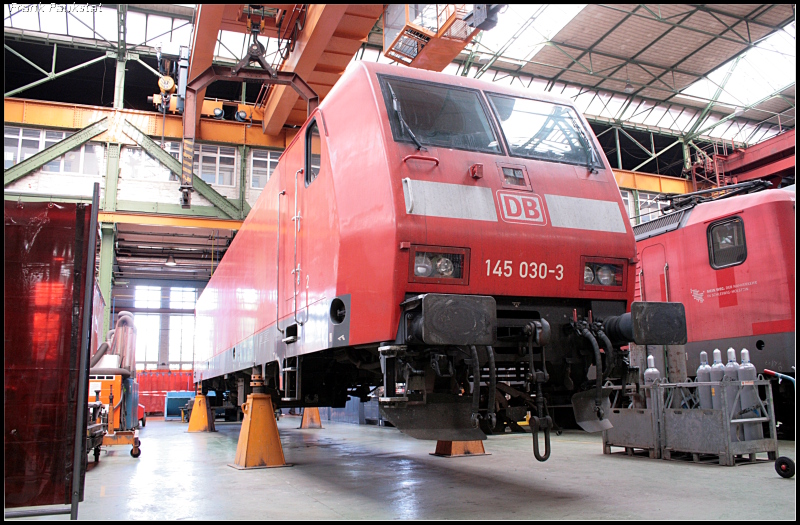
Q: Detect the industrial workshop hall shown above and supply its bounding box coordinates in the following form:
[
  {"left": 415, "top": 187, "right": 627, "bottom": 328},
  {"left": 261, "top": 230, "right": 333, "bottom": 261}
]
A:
[{"left": 4, "top": 3, "right": 795, "bottom": 520}]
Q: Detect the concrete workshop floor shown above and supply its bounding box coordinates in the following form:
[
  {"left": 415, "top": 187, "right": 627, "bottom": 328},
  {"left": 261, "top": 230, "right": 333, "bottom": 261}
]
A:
[{"left": 18, "top": 416, "right": 799, "bottom": 520}]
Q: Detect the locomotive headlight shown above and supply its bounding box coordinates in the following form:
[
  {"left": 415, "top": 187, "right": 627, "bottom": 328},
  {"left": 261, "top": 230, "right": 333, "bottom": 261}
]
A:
[
  {"left": 414, "top": 254, "right": 433, "bottom": 277},
  {"left": 435, "top": 256, "right": 455, "bottom": 277},
  {"left": 581, "top": 259, "right": 625, "bottom": 289},
  {"left": 596, "top": 265, "right": 615, "bottom": 286},
  {"left": 409, "top": 246, "right": 468, "bottom": 283}
]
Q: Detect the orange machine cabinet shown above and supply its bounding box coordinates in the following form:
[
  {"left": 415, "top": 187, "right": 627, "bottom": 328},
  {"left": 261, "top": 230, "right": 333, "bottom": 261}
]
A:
[{"left": 88, "top": 375, "right": 123, "bottom": 430}]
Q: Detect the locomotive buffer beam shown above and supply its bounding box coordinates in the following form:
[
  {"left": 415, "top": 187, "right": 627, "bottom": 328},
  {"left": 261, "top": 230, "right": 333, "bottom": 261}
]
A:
[{"left": 571, "top": 302, "right": 687, "bottom": 433}]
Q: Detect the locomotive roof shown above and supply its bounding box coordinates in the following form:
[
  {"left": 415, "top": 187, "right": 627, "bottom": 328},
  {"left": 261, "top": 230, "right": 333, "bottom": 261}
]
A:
[
  {"left": 633, "top": 185, "right": 795, "bottom": 242},
  {"left": 334, "top": 61, "right": 583, "bottom": 113}
]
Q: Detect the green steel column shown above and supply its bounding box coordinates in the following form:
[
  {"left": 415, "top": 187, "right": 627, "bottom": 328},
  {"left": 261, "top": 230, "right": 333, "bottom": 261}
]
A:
[
  {"left": 103, "top": 144, "right": 121, "bottom": 212},
  {"left": 113, "top": 60, "right": 126, "bottom": 110},
  {"left": 98, "top": 223, "right": 116, "bottom": 336},
  {"left": 682, "top": 140, "right": 691, "bottom": 171},
  {"left": 614, "top": 127, "right": 623, "bottom": 169},
  {"left": 239, "top": 145, "right": 248, "bottom": 218},
  {"left": 113, "top": 5, "right": 127, "bottom": 110},
  {"left": 631, "top": 189, "right": 641, "bottom": 225}
]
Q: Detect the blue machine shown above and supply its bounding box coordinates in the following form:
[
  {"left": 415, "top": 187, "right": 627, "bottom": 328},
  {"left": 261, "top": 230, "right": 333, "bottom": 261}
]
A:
[
  {"left": 122, "top": 378, "right": 139, "bottom": 431},
  {"left": 164, "top": 391, "right": 196, "bottom": 421}
]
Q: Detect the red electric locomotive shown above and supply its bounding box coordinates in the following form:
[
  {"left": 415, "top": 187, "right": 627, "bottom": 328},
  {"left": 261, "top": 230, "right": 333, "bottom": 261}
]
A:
[
  {"left": 194, "top": 61, "right": 684, "bottom": 459},
  {"left": 633, "top": 182, "right": 795, "bottom": 430}
]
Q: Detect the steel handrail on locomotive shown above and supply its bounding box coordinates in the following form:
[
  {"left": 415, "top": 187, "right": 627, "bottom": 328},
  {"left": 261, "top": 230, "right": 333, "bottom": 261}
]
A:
[{"left": 192, "top": 62, "right": 687, "bottom": 460}]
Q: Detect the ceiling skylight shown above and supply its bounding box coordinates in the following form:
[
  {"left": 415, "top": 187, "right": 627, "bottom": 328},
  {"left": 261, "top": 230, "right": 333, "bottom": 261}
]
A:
[
  {"left": 477, "top": 4, "right": 586, "bottom": 63},
  {"left": 679, "top": 22, "right": 795, "bottom": 109}
]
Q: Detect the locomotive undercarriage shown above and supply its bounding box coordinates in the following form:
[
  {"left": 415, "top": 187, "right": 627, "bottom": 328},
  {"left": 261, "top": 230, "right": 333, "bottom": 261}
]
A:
[
  {"left": 196, "top": 294, "right": 684, "bottom": 462},
  {"left": 370, "top": 294, "right": 638, "bottom": 459}
]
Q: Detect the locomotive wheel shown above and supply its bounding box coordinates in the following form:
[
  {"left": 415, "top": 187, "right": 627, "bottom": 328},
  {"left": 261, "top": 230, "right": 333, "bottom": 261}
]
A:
[
  {"left": 131, "top": 447, "right": 141, "bottom": 458},
  {"left": 775, "top": 457, "right": 795, "bottom": 478}
]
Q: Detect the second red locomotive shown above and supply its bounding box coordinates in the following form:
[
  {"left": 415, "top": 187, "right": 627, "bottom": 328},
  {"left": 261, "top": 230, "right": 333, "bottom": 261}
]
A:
[{"left": 633, "top": 182, "right": 795, "bottom": 431}]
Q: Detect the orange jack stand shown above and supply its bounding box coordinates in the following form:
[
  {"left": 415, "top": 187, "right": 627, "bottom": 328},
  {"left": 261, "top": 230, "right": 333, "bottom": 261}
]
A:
[
  {"left": 187, "top": 394, "right": 216, "bottom": 432},
  {"left": 299, "top": 407, "right": 323, "bottom": 429},
  {"left": 430, "top": 440, "right": 489, "bottom": 458},
  {"left": 230, "top": 393, "right": 290, "bottom": 469}
]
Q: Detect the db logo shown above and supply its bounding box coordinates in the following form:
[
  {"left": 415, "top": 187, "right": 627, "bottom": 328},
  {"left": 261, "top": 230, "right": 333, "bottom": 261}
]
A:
[{"left": 496, "top": 190, "right": 547, "bottom": 226}]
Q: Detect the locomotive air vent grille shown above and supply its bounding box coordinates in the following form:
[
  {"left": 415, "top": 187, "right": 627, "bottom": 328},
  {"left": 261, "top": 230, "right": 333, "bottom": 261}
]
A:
[{"left": 633, "top": 210, "right": 685, "bottom": 241}]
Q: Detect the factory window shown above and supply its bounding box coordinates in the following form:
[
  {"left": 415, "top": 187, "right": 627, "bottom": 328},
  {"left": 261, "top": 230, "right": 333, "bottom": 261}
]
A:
[
  {"left": 170, "top": 287, "right": 196, "bottom": 310},
  {"left": 4, "top": 126, "right": 105, "bottom": 175},
  {"left": 619, "top": 189, "right": 635, "bottom": 225},
  {"left": 121, "top": 141, "right": 181, "bottom": 181},
  {"left": 708, "top": 217, "right": 747, "bottom": 269},
  {"left": 305, "top": 120, "right": 322, "bottom": 186},
  {"left": 168, "top": 315, "right": 194, "bottom": 370},
  {"left": 636, "top": 191, "right": 670, "bottom": 224},
  {"left": 250, "top": 149, "right": 282, "bottom": 189},
  {"left": 134, "top": 313, "right": 161, "bottom": 370},
  {"left": 135, "top": 285, "right": 162, "bottom": 309},
  {"left": 192, "top": 144, "right": 237, "bottom": 187}
]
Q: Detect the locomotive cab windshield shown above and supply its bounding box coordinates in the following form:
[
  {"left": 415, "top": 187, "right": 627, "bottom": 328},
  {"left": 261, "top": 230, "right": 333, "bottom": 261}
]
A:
[
  {"left": 486, "top": 94, "right": 603, "bottom": 171},
  {"left": 379, "top": 75, "right": 502, "bottom": 154}
]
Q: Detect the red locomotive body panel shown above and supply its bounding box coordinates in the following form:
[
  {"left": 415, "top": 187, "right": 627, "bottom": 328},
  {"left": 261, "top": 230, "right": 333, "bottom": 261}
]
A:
[{"left": 634, "top": 187, "right": 795, "bottom": 374}]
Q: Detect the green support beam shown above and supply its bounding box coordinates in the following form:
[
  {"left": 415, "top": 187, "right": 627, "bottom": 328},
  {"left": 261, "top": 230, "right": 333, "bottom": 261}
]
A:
[
  {"left": 3, "top": 192, "right": 237, "bottom": 219},
  {"left": 631, "top": 138, "right": 683, "bottom": 172},
  {"left": 4, "top": 118, "right": 109, "bottom": 186},
  {"left": 684, "top": 56, "right": 742, "bottom": 138},
  {"left": 685, "top": 82, "right": 796, "bottom": 142},
  {"left": 133, "top": 55, "right": 161, "bottom": 79},
  {"left": 3, "top": 51, "right": 110, "bottom": 98},
  {"left": 98, "top": 223, "right": 116, "bottom": 336},
  {"left": 115, "top": 200, "right": 235, "bottom": 218},
  {"left": 103, "top": 144, "right": 121, "bottom": 212},
  {"left": 3, "top": 192, "right": 92, "bottom": 204},
  {"left": 121, "top": 120, "right": 242, "bottom": 219}
]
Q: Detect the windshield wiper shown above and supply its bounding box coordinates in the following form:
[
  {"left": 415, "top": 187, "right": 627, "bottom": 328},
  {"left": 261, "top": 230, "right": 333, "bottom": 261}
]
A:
[
  {"left": 388, "top": 83, "right": 425, "bottom": 151},
  {"left": 569, "top": 114, "right": 598, "bottom": 174}
]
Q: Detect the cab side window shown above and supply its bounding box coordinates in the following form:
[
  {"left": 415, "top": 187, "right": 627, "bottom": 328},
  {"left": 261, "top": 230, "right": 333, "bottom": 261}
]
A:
[
  {"left": 305, "top": 120, "right": 321, "bottom": 186},
  {"left": 708, "top": 217, "right": 746, "bottom": 269}
]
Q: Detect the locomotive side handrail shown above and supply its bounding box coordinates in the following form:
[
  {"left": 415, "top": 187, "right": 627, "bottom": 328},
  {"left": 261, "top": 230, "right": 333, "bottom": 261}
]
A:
[
  {"left": 403, "top": 154, "right": 440, "bottom": 166},
  {"left": 293, "top": 168, "right": 304, "bottom": 326},
  {"left": 276, "top": 190, "right": 286, "bottom": 335},
  {"left": 663, "top": 262, "right": 670, "bottom": 302},
  {"left": 639, "top": 269, "right": 646, "bottom": 301}
]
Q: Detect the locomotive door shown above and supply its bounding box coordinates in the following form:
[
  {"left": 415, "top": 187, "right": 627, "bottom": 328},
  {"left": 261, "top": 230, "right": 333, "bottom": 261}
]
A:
[
  {"left": 280, "top": 118, "right": 323, "bottom": 334},
  {"left": 641, "top": 243, "right": 669, "bottom": 302}
]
